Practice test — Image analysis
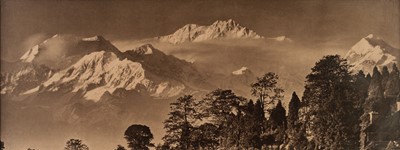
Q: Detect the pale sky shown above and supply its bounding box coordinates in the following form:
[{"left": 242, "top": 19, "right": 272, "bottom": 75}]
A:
[{"left": 1, "top": 0, "right": 399, "bottom": 61}]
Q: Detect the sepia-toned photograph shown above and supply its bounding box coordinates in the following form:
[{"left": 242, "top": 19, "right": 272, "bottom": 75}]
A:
[{"left": 1, "top": 0, "right": 399, "bottom": 149}]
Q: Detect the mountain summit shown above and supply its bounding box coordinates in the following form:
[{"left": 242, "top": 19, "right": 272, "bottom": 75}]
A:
[
  {"left": 345, "top": 34, "right": 400, "bottom": 74},
  {"left": 19, "top": 34, "right": 121, "bottom": 69},
  {"left": 157, "top": 19, "right": 263, "bottom": 44}
]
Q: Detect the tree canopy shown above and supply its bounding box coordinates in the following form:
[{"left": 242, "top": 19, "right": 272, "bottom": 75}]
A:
[{"left": 124, "top": 124, "right": 154, "bottom": 150}]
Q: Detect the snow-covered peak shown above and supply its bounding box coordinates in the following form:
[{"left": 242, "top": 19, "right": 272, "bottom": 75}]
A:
[
  {"left": 232, "top": 67, "right": 250, "bottom": 75},
  {"left": 157, "top": 19, "right": 263, "bottom": 44},
  {"left": 365, "top": 34, "right": 375, "bottom": 39},
  {"left": 81, "top": 35, "right": 106, "bottom": 42},
  {"left": 345, "top": 34, "right": 394, "bottom": 58},
  {"left": 211, "top": 19, "right": 239, "bottom": 28},
  {"left": 20, "top": 34, "right": 62, "bottom": 62},
  {"left": 126, "top": 44, "right": 155, "bottom": 55},
  {"left": 18, "top": 34, "right": 120, "bottom": 69},
  {"left": 345, "top": 34, "right": 400, "bottom": 74}
]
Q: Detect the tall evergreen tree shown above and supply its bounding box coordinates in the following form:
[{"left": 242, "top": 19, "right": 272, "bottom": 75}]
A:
[
  {"left": 287, "top": 92, "right": 306, "bottom": 149},
  {"left": 365, "top": 66, "right": 390, "bottom": 115},
  {"left": 269, "top": 100, "right": 287, "bottom": 128},
  {"left": 251, "top": 72, "right": 284, "bottom": 113},
  {"left": 354, "top": 70, "right": 369, "bottom": 108},
  {"left": 368, "top": 66, "right": 383, "bottom": 98},
  {"left": 199, "top": 89, "right": 246, "bottom": 148},
  {"left": 190, "top": 123, "right": 219, "bottom": 149},
  {"left": 381, "top": 66, "right": 390, "bottom": 88},
  {"left": 302, "top": 55, "right": 360, "bottom": 149},
  {"left": 241, "top": 100, "right": 263, "bottom": 149},
  {"left": 385, "top": 63, "right": 400, "bottom": 97},
  {"left": 353, "top": 71, "right": 371, "bottom": 150},
  {"left": 163, "top": 95, "right": 198, "bottom": 149},
  {"left": 268, "top": 100, "right": 287, "bottom": 148},
  {"left": 366, "top": 73, "right": 372, "bottom": 82},
  {"left": 252, "top": 100, "right": 265, "bottom": 149},
  {"left": 287, "top": 92, "right": 301, "bottom": 130},
  {"left": 360, "top": 67, "right": 385, "bottom": 149}
]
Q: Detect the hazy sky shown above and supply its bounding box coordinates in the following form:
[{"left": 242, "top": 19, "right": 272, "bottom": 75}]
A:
[{"left": 1, "top": 0, "right": 399, "bottom": 61}]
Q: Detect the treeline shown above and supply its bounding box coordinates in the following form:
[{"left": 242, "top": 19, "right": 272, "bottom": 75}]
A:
[
  {"left": 158, "top": 71, "right": 289, "bottom": 149},
  {"left": 157, "top": 55, "right": 399, "bottom": 150}
]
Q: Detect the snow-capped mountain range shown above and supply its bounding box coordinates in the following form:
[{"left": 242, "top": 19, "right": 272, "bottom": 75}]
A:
[
  {"left": 345, "top": 34, "right": 400, "bottom": 74},
  {"left": 2, "top": 21, "right": 398, "bottom": 108},
  {"left": 157, "top": 19, "right": 264, "bottom": 44},
  {"left": 1, "top": 35, "right": 213, "bottom": 100},
  {"left": 2, "top": 18, "right": 400, "bottom": 150}
]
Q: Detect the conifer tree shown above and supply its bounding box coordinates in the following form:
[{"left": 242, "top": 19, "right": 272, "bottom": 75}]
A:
[
  {"left": 270, "top": 100, "right": 287, "bottom": 128},
  {"left": 385, "top": 63, "right": 400, "bottom": 97},
  {"left": 252, "top": 100, "right": 264, "bottom": 149},
  {"left": 268, "top": 100, "right": 287, "bottom": 148},
  {"left": 287, "top": 92, "right": 305, "bottom": 149},
  {"left": 190, "top": 123, "right": 219, "bottom": 149},
  {"left": 251, "top": 72, "right": 284, "bottom": 113},
  {"left": 353, "top": 71, "right": 370, "bottom": 150},
  {"left": 368, "top": 66, "right": 383, "bottom": 97},
  {"left": 354, "top": 70, "right": 369, "bottom": 107},
  {"left": 163, "top": 95, "right": 198, "bottom": 149},
  {"left": 199, "top": 89, "right": 246, "bottom": 148},
  {"left": 302, "top": 55, "right": 359, "bottom": 149},
  {"left": 241, "top": 100, "right": 262, "bottom": 149},
  {"left": 360, "top": 67, "right": 385, "bottom": 149},
  {"left": 287, "top": 92, "right": 301, "bottom": 130},
  {"left": 366, "top": 73, "right": 372, "bottom": 82},
  {"left": 365, "top": 66, "right": 389, "bottom": 115},
  {"left": 381, "top": 66, "right": 390, "bottom": 88}
]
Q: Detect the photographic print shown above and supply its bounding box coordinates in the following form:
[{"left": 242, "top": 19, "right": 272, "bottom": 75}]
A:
[{"left": 1, "top": 0, "right": 399, "bottom": 149}]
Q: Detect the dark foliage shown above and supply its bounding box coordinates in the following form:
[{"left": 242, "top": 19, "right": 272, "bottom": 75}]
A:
[{"left": 124, "top": 124, "right": 154, "bottom": 150}]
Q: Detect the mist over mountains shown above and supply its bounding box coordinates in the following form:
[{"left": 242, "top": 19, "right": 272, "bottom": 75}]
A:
[{"left": 1, "top": 19, "right": 399, "bottom": 150}]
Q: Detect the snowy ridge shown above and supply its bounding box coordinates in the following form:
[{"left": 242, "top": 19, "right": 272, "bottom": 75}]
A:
[
  {"left": 27, "top": 50, "right": 186, "bottom": 101},
  {"left": 81, "top": 35, "right": 105, "bottom": 41},
  {"left": 18, "top": 34, "right": 120, "bottom": 69},
  {"left": 19, "top": 34, "right": 61, "bottom": 63},
  {"left": 157, "top": 19, "right": 263, "bottom": 44},
  {"left": 345, "top": 34, "right": 400, "bottom": 74},
  {"left": 40, "top": 51, "right": 149, "bottom": 101}
]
